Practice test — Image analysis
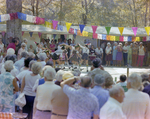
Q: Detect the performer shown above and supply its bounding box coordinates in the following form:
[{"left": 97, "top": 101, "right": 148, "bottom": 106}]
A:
[
  {"left": 105, "top": 42, "right": 112, "bottom": 66},
  {"left": 116, "top": 43, "right": 123, "bottom": 67},
  {"left": 137, "top": 42, "right": 145, "bottom": 67},
  {"left": 36, "top": 43, "right": 43, "bottom": 54},
  {"left": 78, "top": 43, "right": 89, "bottom": 72},
  {"left": 90, "top": 45, "right": 95, "bottom": 55},
  {"left": 128, "top": 43, "right": 132, "bottom": 66},
  {"left": 60, "top": 49, "right": 69, "bottom": 69},
  {"left": 112, "top": 42, "right": 118, "bottom": 66}
]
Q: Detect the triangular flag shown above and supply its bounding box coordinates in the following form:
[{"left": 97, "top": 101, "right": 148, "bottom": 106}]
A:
[
  {"left": 29, "top": 32, "right": 33, "bottom": 37},
  {"left": 38, "top": 32, "right": 42, "bottom": 38},
  {"left": 22, "top": 31, "right": 25, "bottom": 36},
  {"left": 118, "top": 27, "right": 124, "bottom": 36},
  {"left": 79, "top": 24, "right": 85, "bottom": 33},
  {"left": 91, "top": 26, "right": 98, "bottom": 33},
  {"left": 52, "top": 20, "right": 58, "bottom": 29},
  {"left": 105, "top": 27, "right": 111, "bottom": 35},
  {"left": 132, "top": 27, "right": 138, "bottom": 36},
  {"left": 53, "top": 34, "right": 56, "bottom": 39},
  {"left": 73, "top": 34, "right": 76, "bottom": 39},
  {"left": 66, "top": 22, "right": 72, "bottom": 32},
  {"left": 1, "top": 31, "right": 5, "bottom": 37},
  {"left": 145, "top": 27, "right": 150, "bottom": 36}
]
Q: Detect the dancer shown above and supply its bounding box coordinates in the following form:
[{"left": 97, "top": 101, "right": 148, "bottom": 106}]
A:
[
  {"left": 36, "top": 43, "right": 43, "bottom": 54},
  {"left": 116, "top": 43, "right": 123, "bottom": 67},
  {"left": 60, "top": 49, "right": 69, "bottom": 69},
  {"left": 105, "top": 42, "right": 112, "bottom": 66},
  {"left": 112, "top": 42, "right": 118, "bottom": 66},
  {"left": 78, "top": 43, "right": 89, "bottom": 72}
]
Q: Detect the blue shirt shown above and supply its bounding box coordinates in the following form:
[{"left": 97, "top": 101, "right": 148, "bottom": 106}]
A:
[
  {"left": 90, "top": 86, "right": 109, "bottom": 112},
  {"left": 63, "top": 85, "right": 99, "bottom": 119},
  {"left": 14, "top": 57, "right": 25, "bottom": 71}
]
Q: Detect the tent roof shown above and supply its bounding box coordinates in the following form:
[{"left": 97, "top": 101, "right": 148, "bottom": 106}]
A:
[{"left": 0, "top": 24, "right": 147, "bottom": 36}]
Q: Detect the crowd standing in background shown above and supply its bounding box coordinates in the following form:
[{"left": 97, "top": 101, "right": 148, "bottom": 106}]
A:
[{"left": 0, "top": 37, "right": 150, "bottom": 119}]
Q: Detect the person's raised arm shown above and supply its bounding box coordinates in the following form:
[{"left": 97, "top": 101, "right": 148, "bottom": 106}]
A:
[
  {"left": 13, "top": 78, "right": 19, "bottom": 92},
  {"left": 21, "top": 76, "right": 25, "bottom": 93}
]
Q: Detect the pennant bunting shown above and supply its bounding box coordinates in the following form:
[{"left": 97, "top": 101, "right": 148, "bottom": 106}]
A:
[
  {"left": 69, "top": 28, "right": 74, "bottom": 34},
  {"left": 105, "top": 27, "right": 111, "bottom": 35},
  {"left": 79, "top": 24, "right": 85, "bottom": 33},
  {"left": 124, "top": 36, "right": 128, "bottom": 41},
  {"left": 82, "top": 31, "right": 88, "bottom": 37},
  {"left": 45, "top": 21, "right": 52, "bottom": 28},
  {"left": 132, "top": 36, "right": 136, "bottom": 41},
  {"left": 22, "top": 31, "right": 25, "bottom": 36},
  {"left": 10, "top": 13, "right": 18, "bottom": 20},
  {"left": 66, "top": 22, "right": 72, "bottom": 32},
  {"left": 77, "top": 30, "right": 82, "bottom": 36},
  {"left": 115, "top": 36, "right": 120, "bottom": 41},
  {"left": 53, "top": 34, "right": 56, "bottom": 39},
  {"left": 52, "top": 20, "right": 58, "bottom": 29},
  {"left": 120, "top": 36, "right": 124, "bottom": 41},
  {"left": 38, "top": 32, "right": 42, "bottom": 38},
  {"left": 36, "top": 17, "right": 45, "bottom": 24},
  {"left": 102, "top": 35, "right": 106, "bottom": 40},
  {"left": 132, "top": 27, "right": 138, "bottom": 36},
  {"left": 145, "top": 27, "right": 150, "bottom": 36},
  {"left": 26, "top": 15, "right": 36, "bottom": 23},
  {"left": 1, "top": 14, "right": 10, "bottom": 22},
  {"left": 128, "top": 36, "right": 132, "bottom": 41},
  {"left": 106, "top": 35, "right": 111, "bottom": 40},
  {"left": 136, "top": 37, "right": 140, "bottom": 41},
  {"left": 91, "top": 26, "right": 98, "bottom": 33},
  {"left": 111, "top": 36, "right": 115, "bottom": 41},
  {"left": 97, "top": 34, "right": 102, "bottom": 39},
  {"left": 17, "top": 12, "right": 26, "bottom": 20},
  {"left": 73, "top": 34, "right": 76, "bottom": 39},
  {"left": 118, "top": 27, "right": 124, "bottom": 36},
  {"left": 146, "top": 36, "right": 150, "bottom": 41},
  {"left": 93, "top": 33, "right": 97, "bottom": 39},
  {"left": 29, "top": 32, "right": 33, "bottom": 37},
  {"left": 1, "top": 31, "right": 5, "bottom": 37},
  {"left": 88, "top": 32, "right": 93, "bottom": 38},
  {"left": 57, "top": 24, "right": 63, "bottom": 31}
]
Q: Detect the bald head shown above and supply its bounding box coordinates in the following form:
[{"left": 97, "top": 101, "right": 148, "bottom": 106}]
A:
[{"left": 80, "top": 76, "right": 92, "bottom": 88}]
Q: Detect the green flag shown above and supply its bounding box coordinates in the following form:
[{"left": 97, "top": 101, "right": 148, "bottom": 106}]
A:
[{"left": 105, "top": 27, "right": 111, "bottom": 35}]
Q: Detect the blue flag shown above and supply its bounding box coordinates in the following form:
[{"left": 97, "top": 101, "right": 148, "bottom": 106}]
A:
[
  {"left": 79, "top": 24, "right": 85, "bottom": 33},
  {"left": 29, "top": 32, "right": 33, "bottom": 37},
  {"left": 128, "top": 36, "right": 132, "bottom": 41},
  {"left": 57, "top": 25, "right": 63, "bottom": 31},
  {"left": 17, "top": 12, "right": 26, "bottom": 21},
  {"left": 102, "top": 35, "right": 106, "bottom": 40}
]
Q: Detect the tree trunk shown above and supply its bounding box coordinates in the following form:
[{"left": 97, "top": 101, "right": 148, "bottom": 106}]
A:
[{"left": 6, "top": 0, "right": 22, "bottom": 43}]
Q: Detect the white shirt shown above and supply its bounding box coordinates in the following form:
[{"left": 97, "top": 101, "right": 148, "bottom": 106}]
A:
[
  {"left": 35, "top": 81, "right": 61, "bottom": 110},
  {"left": 36, "top": 47, "right": 43, "bottom": 54},
  {"left": 80, "top": 45, "right": 89, "bottom": 54},
  {"left": 40, "top": 61, "right": 46, "bottom": 68},
  {"left": 139, "top": 46, "right": 145, "bottom": 56},
  {"left": 100, "top": 97, "right": 126, "bottom": 119},
  {"left": 23, "top": 73, "right": 41, "bottom": 96},
  {"left": 95, "top": 48, "right": 103, "bottom": 55},
  {"left": 122, "top": 89, "right": 150, "bottom": 119},
  {"left": 123, "top": 46, "right": 128, "bottom": 53},
  {"left": 0, "top": 43, "right": 4, "bottom": 52},
  {"left": 18, "top": 48, "right": 26, "bottom": 56},
  {"left": 105, "top": 46, "right": 112, "bottom": 54},
  {"left": 14, "top": 57, "right": 25, "bottom": 71}
]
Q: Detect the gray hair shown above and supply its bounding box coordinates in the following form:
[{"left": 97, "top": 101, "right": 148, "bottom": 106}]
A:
[
  {"left": 23, "top": 38, "right": 28, "bottom": 43},
  {"left": 55, "top": 70, "right": 65, "bottom": 81},
  {"left": 7, "top": 48, "right": 15, "bottom": 55},
  {"left": 21, "top": 42, "right": 26, "bottom": 47},
  {"left": 114, "top": 42, "right": 117, "bottom": 45},
  {"left": 41, "top": 66, "right": 52, "bottom": 76},
  {"left": 28, "top": 52, "right": 35, "bottom": 58},
  {"left": 38, "top": 53, "right": 47, "bottom": 61},
  {"left": 94, "top": 74, "right": 105, "bottom": 86},
  {"left": 4, "top": 60, "right": 14, "bottom": 72},
  {"left": 109, "top": 85, "right": 124, "bottom": 97},
  {"left": 29, "top": 60, "right": 36, "bottom": 69},
  {"left": 141, "top": 73, "right": 149, "bottom": 82},
  {"left": 21, "top": 52, "right": 28, "bottom": 58},
  {"left": 80, "top": 75, "right": 92, "bottom": 88},
  {"left": 128, "top": 73, "right": 142, "bottom": 90},
  {"left": 44, "top": 67, "right": 56, "bottom": 81},
  {"left": 31, "top": 62, "right": 42, "bottom": 75},
  {"left": 72, "top": 69, "right": 81, "bottom": 76}
]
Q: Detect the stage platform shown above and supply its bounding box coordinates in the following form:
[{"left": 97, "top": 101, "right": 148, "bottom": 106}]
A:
[{"left": 63, "top": 65, "right": 150, "bottom": 82}]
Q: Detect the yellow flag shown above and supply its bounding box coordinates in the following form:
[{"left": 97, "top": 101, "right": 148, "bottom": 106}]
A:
[
  {"left": 66, "top": 22, "right": 72, "bottom": 32},
  {"left": 111, "top": 36, "right": 115, "bottom": 41},
  {"left": 145, "top": 27, "right": 150, "bottom": 36},
  {"left": 45, "top": 21, "right": 52, "bottom": 28},
  {"left": 82, "top": 31, "right": 88, "bottom": 37},
  {"left": 136, "top": 37, "right": 140, "bottom": 41},
  {"left": 118, "top": 27, "right": 124, "bottom": 36}
]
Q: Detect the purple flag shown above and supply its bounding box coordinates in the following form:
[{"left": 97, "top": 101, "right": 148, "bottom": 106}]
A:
[
  {"left": 52, "top": 20, "right": 58, "bottom": 29},
  {"left": 92, "top": 26, "right": 98, "bottom": 33},
  {"left": 132, "top": 27, "right": 138, "bottom": 36}
]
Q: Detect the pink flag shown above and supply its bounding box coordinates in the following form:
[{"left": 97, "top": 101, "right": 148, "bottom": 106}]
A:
[
  {"left": 22, "top": 31, "right": 25, "bottom": 36},
  {"left": 38, "top": 32, "right": 42, "bottom": 38},
  {"left": 36, "top": 17, "right": 45, "bottom": 24},
  {"left": 132, "top": 27, "right": 138, "bottom": 36},
  {"left": 10, "top": 13, "right": 18, "bottom": 20},
  {"left": 143, "top": 37, "right": 146, "bottom": 41},
  {"left": 119, "top": 36, "right": 124, "bottom": 41},
  {"left": 1, "top": 31, "right": 5, "bottom": 37},
  {"left": 92, "top": 26, "right": 98, "bottom": 34},
  {"left": 52, "top": 20, "right": 58, "bottom": 29}
]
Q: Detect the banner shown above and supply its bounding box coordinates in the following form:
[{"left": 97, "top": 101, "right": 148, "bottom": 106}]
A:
[
  {"left": 132, "top": 36, "right": 136, "bottom": 41},
  {"left": 1, "top": 14, "right": 10, "bottom": 22},
  {"left": 145, "top": 27, "right": 150, "bottom": 36},
  {"left": 82, "top": 31, "right": 88, "bottom": 37},
  {"left": 111, "top": 36, "right": 115, "bottom": 41},
  {"left": 17, "top": 12, "right": 26, "bottom": 21},
  {"left": 57, "top": 24, "right": 63, "bottom": 31},
  {"left": 106, "top": 35, "right": 111, "bottom": 40},
  {"left": 120, "top": 36, "right": 124, "bottom": 41},
  {"left": 45, "top": 21, "right": 52, "bottom": 28},
  {"left": 79, "top": 24, "right": 85, "bottom": 33},
  {"left": 29, "top": 32, "right": 33, "bottom": 37},
  {"left": 91, "top": 25, "right": 98, "bottom": 33},
  {"left": 105, "top": 27, "right": 111, "bottom": 35},
  {"left": 26, "top": 15, "right": 36, "bottom": 23},
  {"left": 132, "top": 27, "right": 138, "bottom": 36},
  {"left": 52, "top": 20, "right": 58, "bottom": 29},
  {"left": 66, "top": 22, "right": 72, "bottom": 32},
  {"left": 36, "top": 17, "right": 45, "bottom": 24},
  {"left": 22, "top": 31, "right": 25, "bottom": 36},
  {"left": 136, "top": 37, "right": 140, "bottom": 41},
  {"left": 1, "top": 31, "right": 5, "bottom": 37},
  {"left": 77, "top": 30, "right": 82, "bottom": 36},
  {"left": 69, "top": 28, "right": 74, "bottom": 34},
  {"left": 118, "top": 27, "right": 124, "bottom": 36},
  {"left": 97, "top": 34, "right": 102, "bottom": 39},
  {"left": 115, "top": 36, "right": 120, "bottom": 41},
  {"left": 38, "top": 32, "right": 42, "bottom": 38},
  {"left": 88, "top": 32, "right": 93, "bottom": 38},
  {"left": 93, "top": 33, "right": 97, "bottom": 39},
  {"left": 124, "top": 36, "right": 128, "bottom": 41},
  {"left": 10, "top": 13, "right": 18, "bottom": 20},
  {"left": 128, "top": 36, "right": 132, "bottom": 41},
  {"left": 102, "top": 35, "right": 106, "bottom": 40}
]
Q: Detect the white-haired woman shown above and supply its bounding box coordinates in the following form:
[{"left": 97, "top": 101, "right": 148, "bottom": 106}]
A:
[
  {"left": 18, "top": 43, "right": 27, "bottom": 60},
  {"left": 105, "top": 42, "right": 112, "bottom": 66},
  {"left": 0, "top": 60, "right": 18, "bottom": 112},
  {"left": 122, "top": 73, "right": 150, "bottom": 119},
  {"left": 112, "top": 42, "right": 118, "bottom": 66},
  {"left": 23, "top": 38, "right": 28, "bottom": 51},
  {"left": 37, "top": 53, "right": 48, "bottom": 68},
  {"left": 21, "top": 62, "right": 42, "bottom": 119}
]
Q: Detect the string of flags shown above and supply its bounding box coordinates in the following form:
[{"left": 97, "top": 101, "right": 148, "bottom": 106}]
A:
[{"left": 0, "top": 12, "right": 150, "bottom": 41}]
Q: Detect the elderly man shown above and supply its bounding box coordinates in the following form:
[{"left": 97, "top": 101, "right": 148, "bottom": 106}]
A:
[
  {"left": 33, "top": 67, "right": 61, "bottom": 119},
  {"left": 122, "top": 73, "right": 150, "bottom": 119},
  {"left": 61, "top": 75, "right": 99, "bottom": 119},
  {"left": 88, "top": 58, "right": 113, "bottom": 88},
  {"left": 14, "top": 51, "right": 28, "bottom": 71},
  {"left": 90, "top": 74, "right": 109, "bottom": 113},
  {"left": 95, "top": 46, "right": 103, "bottom": 60},
  {"left": 100, "top": 85, "right": 126, "bottom": 119}
]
